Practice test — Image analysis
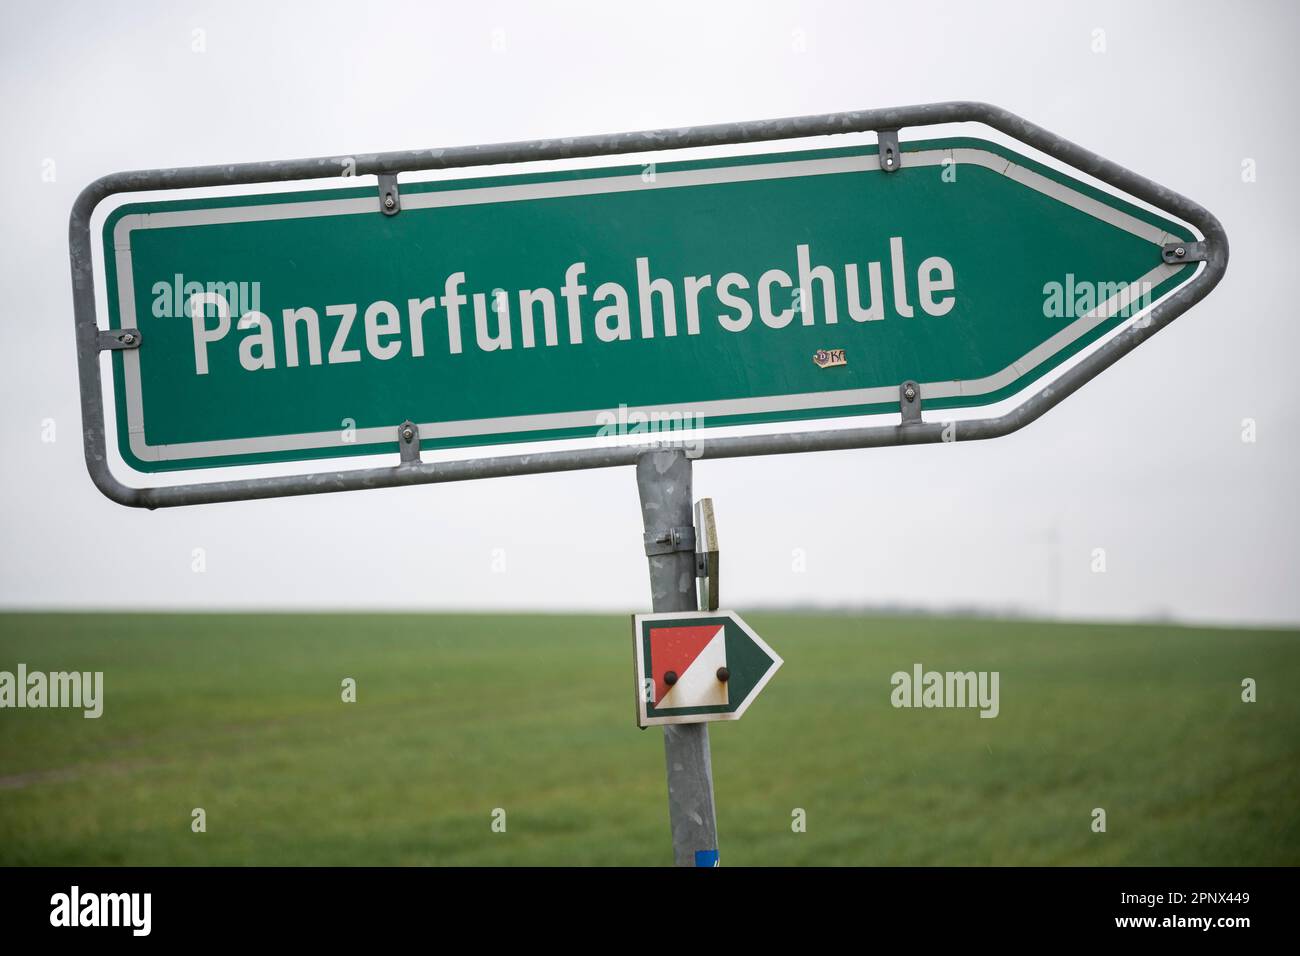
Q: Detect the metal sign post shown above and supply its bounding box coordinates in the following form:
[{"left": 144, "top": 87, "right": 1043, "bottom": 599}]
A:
[{"left": 636, "top": 449, "right": 719, "bottom": 866}]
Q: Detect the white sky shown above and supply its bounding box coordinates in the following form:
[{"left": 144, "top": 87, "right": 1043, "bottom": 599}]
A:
[{"left": 1, "top": 0, "right": 1296, "bottom": 625}]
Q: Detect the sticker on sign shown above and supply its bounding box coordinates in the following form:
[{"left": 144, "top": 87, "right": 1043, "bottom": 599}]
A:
[{"left": 633, "top": 611, "right": 782, "bottom": 727}]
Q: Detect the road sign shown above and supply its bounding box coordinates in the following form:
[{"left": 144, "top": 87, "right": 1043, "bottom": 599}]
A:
[
  {"left": 99, "top": 135, "right": 1198, "bottom": 475},
  {"left": 633, "top": 610, "right": 781, "bottom": 727}
]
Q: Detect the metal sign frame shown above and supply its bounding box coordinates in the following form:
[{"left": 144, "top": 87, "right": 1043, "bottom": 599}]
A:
[{"left": 70, "top": 101, "right": 1228, "bottom": 510}]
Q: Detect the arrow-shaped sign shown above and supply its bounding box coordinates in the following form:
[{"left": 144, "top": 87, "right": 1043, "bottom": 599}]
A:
[
  {"left": 633, "top": 611, "right": 782, "bottom": 727},
  {"left": 91, "top": 136, "right": 1201, "bottom": 478}
]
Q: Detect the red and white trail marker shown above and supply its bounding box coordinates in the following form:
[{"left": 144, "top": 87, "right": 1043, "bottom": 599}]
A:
[{"left": 633, "top": 611, "right": 782, "bottom": 728}]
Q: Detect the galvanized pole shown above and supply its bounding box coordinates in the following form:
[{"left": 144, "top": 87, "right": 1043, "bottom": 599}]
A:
[{"left": 636, "top": 449, "right": 720, "bottom": 866}]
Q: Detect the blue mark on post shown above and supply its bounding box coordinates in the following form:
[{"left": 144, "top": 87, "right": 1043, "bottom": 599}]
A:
[{"left": 695, "top": 849, "right": 720, "bottom": 867}]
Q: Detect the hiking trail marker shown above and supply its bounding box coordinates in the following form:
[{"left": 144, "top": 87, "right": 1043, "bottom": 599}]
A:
[
  {"left": 634, "top": 610, "right": 782, "bottom": 728},
  {"left": 71, "top": 102, "right": 1226, "bottom": 866}
]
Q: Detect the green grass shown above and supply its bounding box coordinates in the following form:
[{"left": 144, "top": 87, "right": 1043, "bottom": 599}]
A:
[{"left": 0, "top": 612, "right": 1296, "bottom": 865}]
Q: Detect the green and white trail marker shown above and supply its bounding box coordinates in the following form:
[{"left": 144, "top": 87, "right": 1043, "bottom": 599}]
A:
[{"left": 633, "top": 610, "right": 782, "bottom": 728}]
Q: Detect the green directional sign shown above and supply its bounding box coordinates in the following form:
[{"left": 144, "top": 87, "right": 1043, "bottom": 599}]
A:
[
  {"left": 102, "top": 136, "right": 1197, "bottom": 473},
  {"left": 633, "top": 611, "right": 782, "bottom": 727}
]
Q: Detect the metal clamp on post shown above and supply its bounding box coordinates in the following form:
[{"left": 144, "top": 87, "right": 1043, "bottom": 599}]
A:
[
  {"left": 643, "top": 525, "right": 696, "bottom": 557},
  {"left": 878, "top": 130, "right": 901, "bottom": 172},
  {"left": 397, "top": 420, "right": 420, "bottom": 463},
  {"left": 379, "top": 174, "right": 401, "bottom": 216},
  {"left": 98, "top": 329, "right": 141, "bottom": 351},
  {"left": 900, "top": 380, "right": 922, "bottom": 425},
  {"left": 1162, "top": 240, "right": 1207, "bottom": 264}
]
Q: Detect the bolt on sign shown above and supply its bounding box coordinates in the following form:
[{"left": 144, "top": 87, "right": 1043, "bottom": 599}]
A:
[
  {"left": 633, "top": 611, "right": 782, "bottom": 727},
  {"left": 95, "top": 136, "right": 1201, "bottom": 476}
]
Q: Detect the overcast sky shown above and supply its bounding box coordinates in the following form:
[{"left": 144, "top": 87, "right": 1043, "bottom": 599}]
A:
[{"left": 1, "top": 0, "right": 1296, "bottom": 625}]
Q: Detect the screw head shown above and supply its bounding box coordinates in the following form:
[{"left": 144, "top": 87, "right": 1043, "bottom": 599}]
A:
[
  {"left": 1175, "top": 246, "right": 1186, "bottom": 258},
  {"left": 120, "top": 332, "right": 135, "bottom": 345},
  {"left": 663, "top": 670, "right": 678, "bottom": 686},
  {"left": 904, "top": 384, "right": 917, "bottom": 401},
  {"left": 401, "top": 427, "right": 414, "bottom": 442},
  {"left": 384, "top": 194, "right": 396, "bottom": 209},
  {"left": 716, "top": 667, "right": 730, "bottom": 682}
]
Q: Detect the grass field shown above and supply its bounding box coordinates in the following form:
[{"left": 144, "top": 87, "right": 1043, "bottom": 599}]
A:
[{"left": 0, "top": 611, "right": 1296, "bottom": 866}]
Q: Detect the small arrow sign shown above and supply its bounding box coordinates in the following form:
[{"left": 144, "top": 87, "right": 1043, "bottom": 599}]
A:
[{"left": 633, "top": 611, "right": 782, "bottom": 727}]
